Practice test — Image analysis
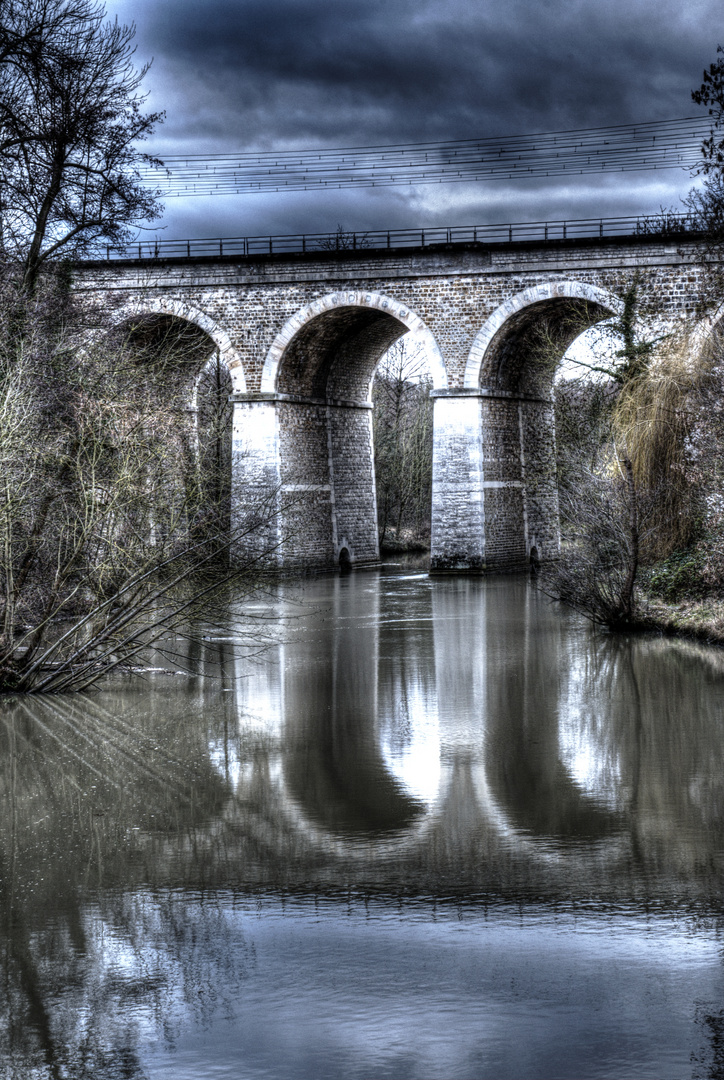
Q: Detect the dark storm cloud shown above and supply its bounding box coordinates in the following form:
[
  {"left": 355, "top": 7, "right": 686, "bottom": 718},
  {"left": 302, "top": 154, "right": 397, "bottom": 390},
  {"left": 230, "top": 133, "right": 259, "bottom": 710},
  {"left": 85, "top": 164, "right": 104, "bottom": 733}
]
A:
[
  {"left": 107, "top": 0, "right": 722, "bottom": 237},
  {"left": 139, "top": 0, "right": 719, "bottom": 148}
]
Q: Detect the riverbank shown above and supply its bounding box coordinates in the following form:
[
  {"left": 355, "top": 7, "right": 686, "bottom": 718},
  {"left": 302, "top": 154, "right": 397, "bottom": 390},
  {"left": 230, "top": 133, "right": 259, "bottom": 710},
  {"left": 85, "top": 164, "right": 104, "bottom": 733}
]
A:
[
  {"left": 638, "top": 594, "right": 724, "bottom": 646},
  {"left": 379, "top": 537, "right": 430, "bottom": 556}
]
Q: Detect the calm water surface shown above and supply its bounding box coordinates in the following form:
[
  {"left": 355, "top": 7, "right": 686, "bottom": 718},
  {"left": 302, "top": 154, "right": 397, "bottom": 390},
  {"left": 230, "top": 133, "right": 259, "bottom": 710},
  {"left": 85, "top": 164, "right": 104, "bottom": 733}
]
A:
[{"left": 2, "top": 571, "right": 724, "bottom": 1079}]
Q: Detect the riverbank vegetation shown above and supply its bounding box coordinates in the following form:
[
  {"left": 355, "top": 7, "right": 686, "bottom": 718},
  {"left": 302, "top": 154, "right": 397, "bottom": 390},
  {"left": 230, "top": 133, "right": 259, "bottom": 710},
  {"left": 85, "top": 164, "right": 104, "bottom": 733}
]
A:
[
  {"left": 372, "top": 339, "right": 433, "bottom": 552},
  {"left": 546, "top": 289, "right": 724, "bottom": 638},
  {"left": 537, "top": 46, "right": 724, "bottom": 639},
  {"left": 0, "top": 0, "right": 280, "bottom": 693},
  {"left": 548, "top": 327, "right": 721, "bottom": 628},
  {"left": 0, "top": 275, "right": 279, "bottom": 693}
]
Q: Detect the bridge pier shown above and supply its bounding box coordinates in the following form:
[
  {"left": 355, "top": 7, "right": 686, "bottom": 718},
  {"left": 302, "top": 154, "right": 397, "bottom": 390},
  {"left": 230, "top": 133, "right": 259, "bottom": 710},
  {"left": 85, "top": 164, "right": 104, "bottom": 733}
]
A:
[
  {"left": 231, "top": 393, "right": 379, "bottom": 572},
  {"left": 430, "top": 390, "right": 560, "bottom": 573},
  {"left": 230, "top": 397, "right": 282, "bottom": 568},
  {"left": 232, "top": 388, "right": 559, "bottom": 575},
  {"left": 430, "top": 394, "right": 485, "bottom": 572}
]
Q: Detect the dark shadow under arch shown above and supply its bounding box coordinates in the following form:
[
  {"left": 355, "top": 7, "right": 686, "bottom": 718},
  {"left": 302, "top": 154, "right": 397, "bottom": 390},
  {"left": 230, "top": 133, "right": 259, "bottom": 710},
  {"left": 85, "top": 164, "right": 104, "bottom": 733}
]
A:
[{"left": 276, "top": 306, "right": 407, "bottom": 401}]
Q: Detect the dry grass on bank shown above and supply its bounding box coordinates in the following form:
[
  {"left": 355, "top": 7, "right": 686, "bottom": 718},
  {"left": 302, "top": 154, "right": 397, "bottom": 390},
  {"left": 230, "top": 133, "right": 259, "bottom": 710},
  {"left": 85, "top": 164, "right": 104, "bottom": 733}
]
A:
[
  {"left": 637, "top": 594, "right": 724, "bottom": 645},
  {"left": 613, "top": 344, "right": 702, "bottom": 558}
]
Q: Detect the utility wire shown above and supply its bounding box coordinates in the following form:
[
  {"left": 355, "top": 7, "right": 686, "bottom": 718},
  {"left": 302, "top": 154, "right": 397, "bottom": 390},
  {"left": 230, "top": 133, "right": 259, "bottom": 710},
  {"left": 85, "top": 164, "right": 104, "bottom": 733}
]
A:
[{"left": 140, "top": 117, "right": 713, "bottom": 197}]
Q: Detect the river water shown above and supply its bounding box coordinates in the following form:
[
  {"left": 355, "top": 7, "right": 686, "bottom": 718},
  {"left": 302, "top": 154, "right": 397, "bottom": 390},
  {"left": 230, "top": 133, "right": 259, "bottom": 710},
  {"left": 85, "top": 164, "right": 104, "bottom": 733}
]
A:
[{"left": 2, "top": 569, "right": 724, "bottom": 1079}]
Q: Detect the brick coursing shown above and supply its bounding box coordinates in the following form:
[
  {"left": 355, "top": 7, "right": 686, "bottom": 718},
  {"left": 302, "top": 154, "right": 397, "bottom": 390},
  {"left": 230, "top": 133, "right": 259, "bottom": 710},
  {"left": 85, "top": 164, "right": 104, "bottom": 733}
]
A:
[{"left": 76, "top": 237, "right": 716, "bottom": 572}]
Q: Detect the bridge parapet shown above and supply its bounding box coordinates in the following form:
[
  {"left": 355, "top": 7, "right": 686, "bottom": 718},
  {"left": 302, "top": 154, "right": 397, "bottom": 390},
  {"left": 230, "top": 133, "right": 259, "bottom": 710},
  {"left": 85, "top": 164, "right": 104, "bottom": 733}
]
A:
[{"left": 97, "top": 214, "right": 701, "bottom": 263}]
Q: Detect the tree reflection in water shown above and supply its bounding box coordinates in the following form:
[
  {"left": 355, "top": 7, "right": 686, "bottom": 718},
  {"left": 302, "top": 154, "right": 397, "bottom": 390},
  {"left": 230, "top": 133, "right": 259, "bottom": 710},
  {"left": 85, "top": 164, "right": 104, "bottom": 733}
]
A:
[
  {"left": 0, "top": 691, "right": 243, "bottom": 1077},
  {"left": 2, "top": 573, "right": 724, "bottom": 1077}
]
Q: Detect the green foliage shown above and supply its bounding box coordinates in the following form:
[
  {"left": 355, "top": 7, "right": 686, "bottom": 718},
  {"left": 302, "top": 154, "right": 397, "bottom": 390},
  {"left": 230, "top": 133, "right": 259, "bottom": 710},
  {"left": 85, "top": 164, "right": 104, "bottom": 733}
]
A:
[
  {"left": 612, "top": 275, "right": 661, "bottom": 384},
  {"left": 645, "top": 548, "right": 710, "bottom": 601}
]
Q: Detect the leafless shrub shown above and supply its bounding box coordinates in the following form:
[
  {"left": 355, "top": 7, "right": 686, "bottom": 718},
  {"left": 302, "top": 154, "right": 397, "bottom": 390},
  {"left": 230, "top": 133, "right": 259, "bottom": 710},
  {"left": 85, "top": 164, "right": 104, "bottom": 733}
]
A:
[
  {"left": 542, "top": 451, "right": 660, "bottom": 626},
  {"left": 612, "top": 337, "right": 703, "bottom": 558},
  {"left": 315, "top": 224, "right": 369, "bottom": 251},
  {"left": 0, "top": 272, "right": 280, "bottom": 694},
  {"left": 634, "top": 207, "right": 693, "bottom": 238}
]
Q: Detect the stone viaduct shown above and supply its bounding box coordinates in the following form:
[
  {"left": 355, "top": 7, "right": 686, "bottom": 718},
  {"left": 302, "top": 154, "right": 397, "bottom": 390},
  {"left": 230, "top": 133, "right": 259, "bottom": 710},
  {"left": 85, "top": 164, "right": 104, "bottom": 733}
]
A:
[{"left": 76, "top": 231, "right": 714, "bottom": 573}]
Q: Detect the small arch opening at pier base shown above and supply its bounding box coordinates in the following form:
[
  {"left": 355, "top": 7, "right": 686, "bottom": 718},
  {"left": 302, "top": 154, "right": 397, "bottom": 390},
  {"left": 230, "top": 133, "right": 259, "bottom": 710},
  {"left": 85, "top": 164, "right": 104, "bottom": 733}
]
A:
[
  {"left": 263, "top": 293, "right": 444, "bottom": 573},
  {"left": 464, "top": 283, "right": 623, "bottom": 572}
]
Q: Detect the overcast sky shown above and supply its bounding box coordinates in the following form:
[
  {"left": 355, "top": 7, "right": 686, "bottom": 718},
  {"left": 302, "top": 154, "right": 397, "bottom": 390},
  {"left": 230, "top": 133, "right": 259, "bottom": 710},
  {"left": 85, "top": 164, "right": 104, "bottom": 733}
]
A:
[{"left": 105, "top": 0, "right": 722, "bottom": 242}]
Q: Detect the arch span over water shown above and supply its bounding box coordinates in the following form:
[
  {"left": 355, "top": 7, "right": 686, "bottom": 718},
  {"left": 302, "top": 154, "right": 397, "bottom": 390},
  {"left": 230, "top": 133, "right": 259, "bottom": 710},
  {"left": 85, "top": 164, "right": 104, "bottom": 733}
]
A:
[
  {"left": 261, "top": 291, "right": 448, "bottom": 397},
  {"left": 464, "top": 281, "right": 624, "bottom": 391},
  {"left": 113, "top": 296, "right": 247, "bottom": 394}
]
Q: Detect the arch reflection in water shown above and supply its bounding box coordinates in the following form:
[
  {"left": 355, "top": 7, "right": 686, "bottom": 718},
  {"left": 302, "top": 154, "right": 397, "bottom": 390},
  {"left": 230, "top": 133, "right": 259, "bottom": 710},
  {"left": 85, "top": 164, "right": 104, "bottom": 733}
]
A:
[
  {"left": 275, "top": 574, "right": 442, "bottom": 839},
  {"left": 5, "top": 573, "right": 724, "bottom": 1078},
  {"left": 204, "top": 572, "right": 724, "bottom": 887}
]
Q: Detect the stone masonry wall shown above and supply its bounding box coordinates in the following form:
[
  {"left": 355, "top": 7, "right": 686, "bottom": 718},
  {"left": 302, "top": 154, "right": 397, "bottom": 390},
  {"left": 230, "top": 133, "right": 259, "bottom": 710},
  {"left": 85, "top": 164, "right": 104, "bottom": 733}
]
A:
[
  {"left": 479, "top": 397, "right": 527, "bottom": 570},
  {"left": 276, "top": 400, "right": 335, "bottom": 568},
  {"left": 77, "top": 237, "right": 717, "bottom": 573},
  {"left": 430, "top": 395, "right": 484, "bottom": 572},
  {"left": 327, "top": 405, "right": 379, "bottom": 565},
  {"left": 518, "top": 399, "right": 560, "bottom": 563},
  {"left": 77, "top": 238, "right": 711, "bottom": 392}
]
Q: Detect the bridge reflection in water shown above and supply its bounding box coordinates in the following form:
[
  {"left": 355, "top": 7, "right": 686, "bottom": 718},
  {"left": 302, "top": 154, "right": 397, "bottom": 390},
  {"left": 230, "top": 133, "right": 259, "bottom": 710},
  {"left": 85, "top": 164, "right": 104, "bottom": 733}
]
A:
[{"left": 2, "top": 572, "right": 724, "bottom": 1078}]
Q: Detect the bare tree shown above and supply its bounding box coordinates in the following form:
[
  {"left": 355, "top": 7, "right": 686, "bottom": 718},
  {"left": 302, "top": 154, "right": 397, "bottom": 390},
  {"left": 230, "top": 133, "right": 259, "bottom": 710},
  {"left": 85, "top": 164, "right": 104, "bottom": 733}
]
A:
[
  {"left": 315, "top": 223, "right": 369, "bottom": 251},
  {"left": 0, "top": 282, "right": 282, "bottom": 693},
  {"left": 372, "top": 339, "right": 433, "bottom": 549},
  {"left": 0, "top": 0, "right": 163, "bottom": 293},
  {"left": 0, "top": 3, "right": 282, "bottom": 694},
  {"left": 692, "top": 45, "right": 724, "bottom": 174},
  {"left": 545, "top": 447, "right": 656, "bottom": 626},
  {"left": 540, "top": 278, "right": 677, "bottom": 624}
]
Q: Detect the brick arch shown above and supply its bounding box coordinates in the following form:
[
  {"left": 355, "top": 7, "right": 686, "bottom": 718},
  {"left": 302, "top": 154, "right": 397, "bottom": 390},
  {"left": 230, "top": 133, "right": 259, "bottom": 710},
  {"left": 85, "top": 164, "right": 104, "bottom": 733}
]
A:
[
  {"left": 464, "top": 281, "right": 623, "bottom": 390},
  {"left": 113, "top": 297, "right": 247, "bottom": 393},
  {"left": 189, "top": 352, "right": 234, "bottom": 411},
  {"left": 261, "top": 290, "right": 448, "bottom": 395}
]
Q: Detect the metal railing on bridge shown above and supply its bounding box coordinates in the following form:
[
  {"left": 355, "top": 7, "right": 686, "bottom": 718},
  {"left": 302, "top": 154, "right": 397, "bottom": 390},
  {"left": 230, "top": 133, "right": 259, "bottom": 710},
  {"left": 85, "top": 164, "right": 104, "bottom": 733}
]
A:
[{"left": 103, "top": 213, "right": 699, "bottom": 262}]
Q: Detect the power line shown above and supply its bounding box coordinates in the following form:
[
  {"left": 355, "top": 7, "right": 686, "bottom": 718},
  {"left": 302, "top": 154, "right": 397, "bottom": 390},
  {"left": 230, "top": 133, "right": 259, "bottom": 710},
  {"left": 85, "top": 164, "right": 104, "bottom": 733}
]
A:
[{"left": 140, "top": 117, "right": 714, "bottom": 198}]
